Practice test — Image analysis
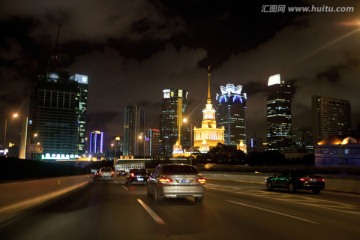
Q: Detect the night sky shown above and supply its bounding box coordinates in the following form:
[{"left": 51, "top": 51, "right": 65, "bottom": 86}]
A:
[{"left": 1, "top": 0, "right": 359, "bottom": 146}]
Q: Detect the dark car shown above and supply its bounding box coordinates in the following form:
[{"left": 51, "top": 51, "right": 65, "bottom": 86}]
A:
[
  {"left": 265, "top": 170, "right": 325, "bottom": 194},
  {"left": 125, "top": 168, "right": 148, "bottom": 185},
  {"left": 147, "top": 164, "right": 206, "bottom": 203}
]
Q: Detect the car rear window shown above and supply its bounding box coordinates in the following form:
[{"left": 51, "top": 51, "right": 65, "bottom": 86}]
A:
[
  {"left": 101, "top": 167, "right": 112, "bottom": 172},
  {"left": 131, "top": 169, "right": 147, "bottom": 174},
  {"left": 162, "top": 165, "right": 198, "bottom": 174}
]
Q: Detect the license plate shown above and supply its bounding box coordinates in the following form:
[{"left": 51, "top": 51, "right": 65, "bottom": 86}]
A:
[
  {"left": 180, "top": 179, "right": 190, "bottom": 183},
  {"left": 137, "top": 177, "right": 144, "bottom": 181}
]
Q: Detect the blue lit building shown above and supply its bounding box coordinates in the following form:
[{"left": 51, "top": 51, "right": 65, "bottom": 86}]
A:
[
  {"left": 89, "top": 131, "right": 104, "bottom": 154},
  {"left": 216, "top": 83, "right": 247, "bottom": 147}
]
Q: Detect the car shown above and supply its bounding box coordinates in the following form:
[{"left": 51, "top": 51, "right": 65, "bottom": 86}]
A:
[
  {"left": 125, "top": 168, "right": 148, "bottom": 185},
  {"left": 265, "top": 169, "right": 325, "bottom": 194},
  {"left": 147, "top": 164, "right": 206, "bottom": 203},
  {"left": 95, "top": 167, "right": 114, "bottom": 181}
]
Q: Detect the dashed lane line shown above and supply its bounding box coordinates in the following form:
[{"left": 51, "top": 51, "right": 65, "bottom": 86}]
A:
[{"left": 137, "top": 199, "right": 166, "bottom": 225}]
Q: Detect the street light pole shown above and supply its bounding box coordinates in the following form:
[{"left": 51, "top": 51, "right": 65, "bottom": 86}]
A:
[
  {"left": 115, "top": 136, "right": 120, "bottom": 160},
  {"left": 143, "top": 135, "right": 146, "bottom": 161},
  {"left": 138, "top": 133, "right": 146, "bottom": 160},
  {"left": 3, "top": 118, "right": 8, "bottom": 148},
  {"left": 19, "top": 117, "right": 28, "bottom": 159}
]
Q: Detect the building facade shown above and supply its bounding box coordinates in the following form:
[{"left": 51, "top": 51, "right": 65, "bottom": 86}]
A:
[
  {"left": 69, "top": 74, "right": 88, "bottom": 155},
  {"left": 160, "top": 89, "right": 188, "bottom": 158},
  {"left": 89, "top": 130, "right": 104, "bottom": 154},
  {"left": 312, "top": 96, "right": 351, "bottom": 145},
  {"left": 266, "top": 74, "right": 294, "bottom": 151},
  {"left": 147, "top": 128, "right": 160, "bottom": 159},
  {"left": 193, "top": 67, "right": 224, "bottom": 153},
  {"left": 216, "top": 83, "right": 247, "bottom": 148},
  {"left": 29, "top": 71, "right": 87, "bottom": 160},
  {"left": 123, "top": 105, "right": 145, "bottom": 157},
  {"left": 315, "top": 135, "right": 360, "bottom": 166}
]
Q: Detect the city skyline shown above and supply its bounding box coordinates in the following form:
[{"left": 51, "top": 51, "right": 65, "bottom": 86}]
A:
[{"left": 1, "top": 1, "right": 360, "bottom": 147}]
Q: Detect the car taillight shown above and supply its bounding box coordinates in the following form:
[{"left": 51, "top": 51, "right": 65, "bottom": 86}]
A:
[
  {"left": 300, "top": 177, "right": 307, "bottom": 182},
  {"left": 159, "top": 177, "right": 172, "bottom": 183},
  {"left": 131, "top": 173, "right": 135, "bottom": 177},
  {"left": 197, "top": 177, "right": 206, "bottom": 184}
]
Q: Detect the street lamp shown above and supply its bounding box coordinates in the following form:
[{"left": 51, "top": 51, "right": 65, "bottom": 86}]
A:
[
  {"left": 27, "top": 133, "right": 39, "bottom": 160},
  {"left": 138, "top": 133, "right": 145, "bottom": 160},
  {"left": 114, "top": 136, "right": 120, "bottom": 160},
  {"left": 3, "top": 113, "right": 19, "bottom": 149},
  {"left": 182, "top": 117, "right": 193, "bottom": 149}
]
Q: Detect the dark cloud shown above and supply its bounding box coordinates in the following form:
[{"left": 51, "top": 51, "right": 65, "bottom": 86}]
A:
[{"left": 1, "top": 0, "right": 359, "bottom": 144}]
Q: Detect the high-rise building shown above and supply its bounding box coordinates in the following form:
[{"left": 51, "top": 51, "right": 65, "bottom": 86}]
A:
[
  {"left": 29, "top": 71, "right": 82, "bottom": 160},
  {"left": 110, "top": 136, "right": 122, "bottom": 159},
  {"left": 123, "top": 105, "right": 145, "bottom": 157},
  {"left": 193, "top": 67, "right": 224, "bottom": 153},
  {"left": 27, "top": 25, "right": 89, "bottom": 160},
  {"left": 266, "top": 74, "right": 294, "bottom": 151},
  {"left": 147, "top": 128, "right": 160, "bottom": 158},
  {"left": 89, "top": 130, "right": 104, "bottom": 154},
  {"left": 292, "top": 127, "right": 314, "bottom": 153},
  {"left": 312, "top": 96, "right": 351, "bottom": 144},
  {"left": 160, "top": 89, "right": 188, "bottom": 158},
  {"left": 69, "top": 74, "right": 88, "bottom": 155},
  {"left": 216, "top": 83, "right": 247, "bottom": 147}
]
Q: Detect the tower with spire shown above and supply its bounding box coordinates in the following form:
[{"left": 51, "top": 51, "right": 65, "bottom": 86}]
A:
[{"left": 193, "top": 66, "right": 224, "bottom": 153}]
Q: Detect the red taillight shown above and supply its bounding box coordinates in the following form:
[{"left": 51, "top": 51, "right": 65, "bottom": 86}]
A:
[
  {"left": 300, "top": 177, "right": 307, "bottom": 182},
  {"left": 197, "top": 177, "right": 206, "bottom": 184},
  {"left": 159, "top": 177, "right": 172, "bottom": 183},
  {"left": 131, "top": 173, "right": 135, "bottom": 177}
]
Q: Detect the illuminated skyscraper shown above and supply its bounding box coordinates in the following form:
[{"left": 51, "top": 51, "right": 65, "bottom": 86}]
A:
[
  {"left": 70, "top": 74, "right": 88, "bottom": 155},
  {"left": 123, "top": 105, "right": 145, "bottom": 157},
  {"left": 312, "top": 96, "right": 351, "bottom": 144},
  {"left": 147, "top": 128, "right": 160, "bottom": 158},
  {"left": 193, "top": 67, "right": 224, "bottom": 153},
  {"left": 266, "top": 74, "right": 294, "bottom": 151},
  {"left": 216, "top": 83, "right": 247, "bottom": 147},
  {"left": 89, "top": 130, "right": 104, "bottom": 154},
  {"left": 160, "top": 89, "right": 188, "bottom": 157},
  {"left": 29, "top": 71, "right": 79, "bottom": 160}
]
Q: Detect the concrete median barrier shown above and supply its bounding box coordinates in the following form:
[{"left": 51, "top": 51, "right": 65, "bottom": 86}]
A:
[{"left": 0, "top": 175, "right": 92, "bottom": 225}]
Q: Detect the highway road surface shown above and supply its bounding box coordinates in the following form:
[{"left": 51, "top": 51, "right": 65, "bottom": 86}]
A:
[{"left": 0, "top": 177, "right": 359, "bottom": 240}]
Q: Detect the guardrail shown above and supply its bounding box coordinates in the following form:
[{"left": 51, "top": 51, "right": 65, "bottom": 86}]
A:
[{"left": 0, "top": 175, "right": 92, "bottom": 226}]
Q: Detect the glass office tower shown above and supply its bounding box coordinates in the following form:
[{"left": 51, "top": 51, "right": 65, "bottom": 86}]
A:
[{"left": 266, "top": 74, "right": 294, "bottom": 151}]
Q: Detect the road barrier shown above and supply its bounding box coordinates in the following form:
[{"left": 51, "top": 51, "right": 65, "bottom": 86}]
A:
[{"left": 0, "top": 175, "right": 92, "bottom": 226}]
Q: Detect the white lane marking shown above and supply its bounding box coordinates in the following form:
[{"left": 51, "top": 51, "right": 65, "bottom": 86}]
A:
[
  {"left": 122, "top": 186, "right": 129, "bottom": 191},
  {"left": 207, "top": 184, "right": 360, "bottom": 215},
  {"left": 227, "top": 200, "right": 319, "bottom": 224},
  {"left": 137, "top": 199, "right": 166, "bottom": 225}
]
